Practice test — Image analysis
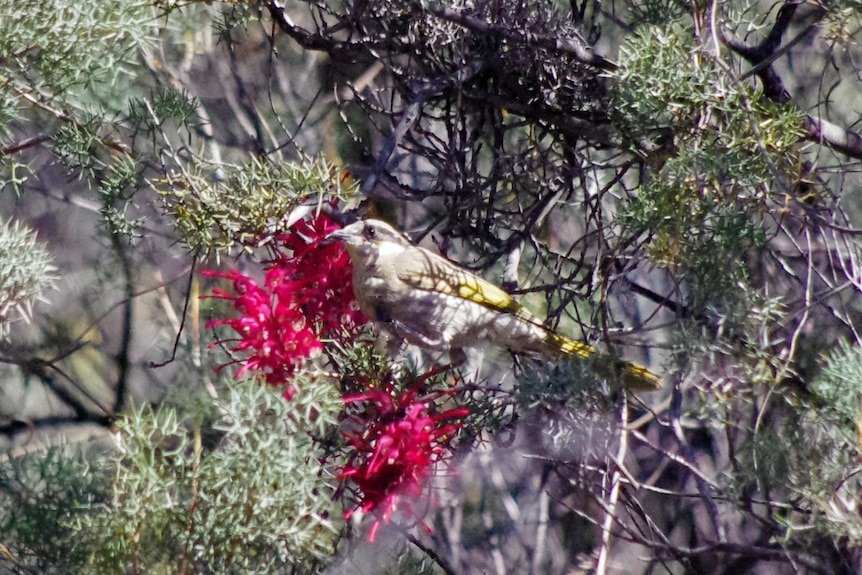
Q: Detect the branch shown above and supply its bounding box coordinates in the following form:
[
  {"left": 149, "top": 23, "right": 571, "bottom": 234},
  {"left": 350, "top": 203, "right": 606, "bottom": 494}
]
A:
[
  {"left": 0, "top": 414, "right": 111, "bottom": 439},
  {"left": 721, "top": 1, "right": 862, "bottom": 159},
  {"left": 0, "top": 353, "right": 112, "bottom": 439},
  {"left": 668, "top": 371, "right": 725, "bottom": 541},
  {"left": 426, "top": 5, "right": 617, "bottom": 71},
  {"left": 360, "top": 60, "right": 484, "bottom": 195},
  {"left": 0, "top": 134, "right": 50, "bottom": 156},
  {"left": 650, "top": 541, "right": 829, "bottom": 574},
  {"left": 15, "top": 89, "right": 132, "bottom": 155},
  {"left": 265, "top": 1, "right": 382, "bottom": 58},
  {"left": 802, "top": 114, "right": 862, "bottom": 160},
  {"left": 407, "top": 533, "right": 459, "bottom": 575},
  {"left": 109, "top": 233, "right": 134, "bottom": 413},
  {"left": 595, "top": 395, "right": 629, "bottom": 575},
  {"left": 721, "top": 0, "right": 806, "bottom": 103},
  {"left": 480, "top": 92, "right": 618, "bottom": 146}
]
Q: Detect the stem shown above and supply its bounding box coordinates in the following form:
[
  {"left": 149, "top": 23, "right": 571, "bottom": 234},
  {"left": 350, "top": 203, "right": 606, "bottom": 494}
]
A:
[{"left": 595, "top": 393, "right": 629, "bottom": 575}]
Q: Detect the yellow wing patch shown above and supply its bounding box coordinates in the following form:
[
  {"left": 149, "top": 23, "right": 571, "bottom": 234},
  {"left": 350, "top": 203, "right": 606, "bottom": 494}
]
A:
[
  {"left": 394, "top": 247, "right": 662, "bottom": 391},
  {"left": 398, "top": 255, "right": 532, "bottom": 320},
  {"left": 547, "top": 332, "right": 595, "bottom": 359}
]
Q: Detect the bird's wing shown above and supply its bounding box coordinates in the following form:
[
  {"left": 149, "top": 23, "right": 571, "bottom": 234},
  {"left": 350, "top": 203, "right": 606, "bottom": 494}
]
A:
[{"left": 393, "top": 247, "right": 541, "bottom": 324}]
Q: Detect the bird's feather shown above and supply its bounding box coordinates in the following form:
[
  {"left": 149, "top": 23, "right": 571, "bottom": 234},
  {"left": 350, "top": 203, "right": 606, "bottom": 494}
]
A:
[{"left": 393, "top": 246, "right": 535, "bottom": 321}]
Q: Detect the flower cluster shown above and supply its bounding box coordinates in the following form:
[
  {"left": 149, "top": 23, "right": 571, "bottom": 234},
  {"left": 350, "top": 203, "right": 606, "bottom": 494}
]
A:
[
  {"left": 339, "top": 381, "right": 469, "bottom": 541},
  {"left": 204, "top": 208, "right": 468, "bottom": 541},
  {"left": 273, "top": 213, "right": 366, "bottom": 334},
  {"left": 203, "top": 211, "right": 365, "bottom": 396}
]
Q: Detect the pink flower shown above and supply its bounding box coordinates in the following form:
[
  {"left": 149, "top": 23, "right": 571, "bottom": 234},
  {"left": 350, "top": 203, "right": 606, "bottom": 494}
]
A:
[
  {"left": 202, "top": 268, "right": 322, "bottom": 391},
  {"left": 272, "top": 212, "right": 366, "bottom": 333},
  {"left": 203, "top": 210, "right": 366, "bottom": 396},
  {"left": 338, "top": 381, "right": 468, "bottom": 541}
]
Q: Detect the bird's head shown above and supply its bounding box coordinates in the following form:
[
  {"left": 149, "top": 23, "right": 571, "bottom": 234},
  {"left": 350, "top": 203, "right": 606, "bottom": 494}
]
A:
[
  {"left": 326, "top": 219, "right": 412, "bottom": 261},
  {"left": 327, "top": 219, "right": 410, "bottom": 246}
]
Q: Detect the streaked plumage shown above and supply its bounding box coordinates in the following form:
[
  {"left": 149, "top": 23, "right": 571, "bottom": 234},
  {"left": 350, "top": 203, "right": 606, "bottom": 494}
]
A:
[{"left": 329, "top": 219, "right": 660, "bottom": 391}]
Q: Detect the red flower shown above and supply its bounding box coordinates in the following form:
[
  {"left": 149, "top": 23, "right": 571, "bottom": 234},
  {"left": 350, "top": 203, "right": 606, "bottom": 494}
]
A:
[
  {"left": 272, "top": 212, "right": 366, "bottom": 333},
  {"left": 203, "top": 210, "right": 367, "bottom": 396},
  {"left": 338, "top": 382, "right": 468, "bottom": 541},
  {"left": 202, "top": 268, "right": 322, "bottom": 391}
]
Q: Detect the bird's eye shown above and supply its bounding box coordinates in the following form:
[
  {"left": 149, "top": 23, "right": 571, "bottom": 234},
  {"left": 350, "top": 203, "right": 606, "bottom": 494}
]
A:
[{"left": 364, "top": 225, "right": 376, "bottom": 239}]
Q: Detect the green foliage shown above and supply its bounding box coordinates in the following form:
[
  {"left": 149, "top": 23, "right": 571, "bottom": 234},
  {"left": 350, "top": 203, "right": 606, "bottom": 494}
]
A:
[
  {"left": 0, "top": 381, "right": 345, "bottom": 574},
  {"left": 614, "top": 26, "right": 804, "bottom": 167},
  {"left": 623, "top": 171, "right": 766, "bottom": 309},
  {"left": 1, "top": 384, "right": 428, "bottom": 575},
  {"left": 213, "top": 3, "right": 257, "bottom": 42},
  {"left": 517, "top": 358, "right": 613, "bottom": 411},
  {"left": 614, "top": 26, "right": 804, "bottom": 311},
  {"left": 613, "top": 27, "right": 708, "bottom": 136},
  {"left": 703, "top": 340, "right": 862, "bottom": 551},
  {"left": 85, "top": 380, "right": 343, "bottom": 574},
  {"left": 0, "top": 218, "right": 57, "bottom": 339},
  {"left": 0, "top": 447, "right": 102, "bottom": 574},
  {"left": 49, "top": 87, "right": 202, "bottom": 240},
  {"left": 821, "top": 3, "right": 862, "bottom": 44},
  {"left": 626, "top": 0, "right": 688, "bottom": 26},
  {"left": 795, "top": 415, "right": 861, "bottom": 539},
  {"left": 100, "top": 155, "right": 144, "bottom": 237},
  {"left": 127, "top": 87, "right": 201, "bottom": 136},
  {"left": 733, "top": 397, "right": 862, "bottom": 548},
  {"left": 614, "top": 25, "right": 804, "bottom": 166},
  {"left": 3, "top": 0, "right": 862, "bottom": 571},
  {"left": 516, "top": 360, "right": 616, "bottom": 458},
  {"left": 324, "top": 327, "right": 394, "bottom": 393},
  {"left": 53, "top": 119, "right": 104, "bottom": 180},
  {"left": 0, "top": 0, "right": 157, "bottom": 205},
  {"left": 158, "top": 155, "right": 359, "bottom": 254},
  {"left": 712, "top": 290, "right": 791, "bottom": 383},
  {"left": 379, "top": 545, "right": 440, "bottom": 575},
  {"left": 0, "top": 0, "right": 157, "bottom": 121},
  {"left": 811, "top": 339, "right": 862, "bottom": 424},
  {"left": 798, "top": 340, "right": 862, "bottom": 544},
  {"left": 0, "top": 90, "right": 17, "bottom": 138},
  {"left": 0, "top": 159, "right": 33, "bottom": 196}
]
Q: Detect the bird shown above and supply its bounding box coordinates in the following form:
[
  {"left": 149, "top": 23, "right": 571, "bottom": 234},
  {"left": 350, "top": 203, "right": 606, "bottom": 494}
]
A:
[{"left": 328, "top": 219, "right": 660, "bottom": 391}]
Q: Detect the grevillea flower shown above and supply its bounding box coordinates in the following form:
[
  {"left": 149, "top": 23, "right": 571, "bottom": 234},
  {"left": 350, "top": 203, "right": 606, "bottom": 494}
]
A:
[
  {"left": 272, "top": 211, "right": 366, "bottom": 334},
  {"left": 339, "top": 382, "right": 469, "bottom": 541},
  {"left": 203, "top": 210, "right": 366, "bottom": 397}
]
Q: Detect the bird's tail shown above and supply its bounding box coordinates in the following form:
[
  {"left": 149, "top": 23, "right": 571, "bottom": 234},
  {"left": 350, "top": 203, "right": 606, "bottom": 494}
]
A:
[{"left": 546, "top": 332, "right": 661, "bottom": 391}]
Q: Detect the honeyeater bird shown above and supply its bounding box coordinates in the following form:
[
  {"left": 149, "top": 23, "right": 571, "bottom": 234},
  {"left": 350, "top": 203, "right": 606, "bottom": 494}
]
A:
[{"left": 328, "top": 219, "right": 660, "bottom": 391}]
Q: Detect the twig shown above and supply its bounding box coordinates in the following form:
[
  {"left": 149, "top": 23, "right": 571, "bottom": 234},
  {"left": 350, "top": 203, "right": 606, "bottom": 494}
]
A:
[
  {"left": 721, "top": 1, "right": 862, "bottom": 159},
  {"left": 426, "top": 5, "right": 617, "bottom": 71},
  {"left": 109, "top": 231, "right": 134, "bottom": 414},
  {"left": 595, "top": 393, "right": 628, "bottom": 575},
  {"left": 360, "top": 61, "right": 484, "bottom": 196},
  {"left": 407, "top": 533, "right": 459, "bottom": 575},
  {"left": 150, "top": 259, "right": 198, "bottom": 368},
  {"left": 668, "top": 371, "right": 725, "bottom": 541},
  {"left": 0, "top": 134, "right": 50, "bottom": 156}
]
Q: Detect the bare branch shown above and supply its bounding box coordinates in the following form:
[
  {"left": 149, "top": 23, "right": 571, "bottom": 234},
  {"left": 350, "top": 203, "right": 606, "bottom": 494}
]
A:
[{"left": 426, "top": 5, "right": 617, "bottom": 71}]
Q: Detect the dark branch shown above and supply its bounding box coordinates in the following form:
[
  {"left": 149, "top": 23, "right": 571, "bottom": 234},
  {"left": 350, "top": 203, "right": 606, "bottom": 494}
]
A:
[
  {"left": 360, "top": 61, "right": 484, "bottom": 195},
  {"left": 0, "top": 134, "right": 50, "bottom": 156},
  {"left": 425, "top": 5, "right": 617, "bottom": 71},
  {"left": 109, "top": 232, "right": 134, "bottom": 414},
  {"left": 802, "top": 114, "right": 862, "bottom": 159},
  {"left": 0, "top": 414, "right": 111, "bottom": 438},
  {"left": 721, "top": 0, "right": 806, "bottom": 102},
  {"left": 721, "top": 1, "right": 862, "bottom": 159}
]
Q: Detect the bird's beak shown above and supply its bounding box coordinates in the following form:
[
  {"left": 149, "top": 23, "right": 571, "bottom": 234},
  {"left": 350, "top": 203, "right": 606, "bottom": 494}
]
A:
[{"left": 324, "top": 228, "right": 350, "bottom": 244}]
